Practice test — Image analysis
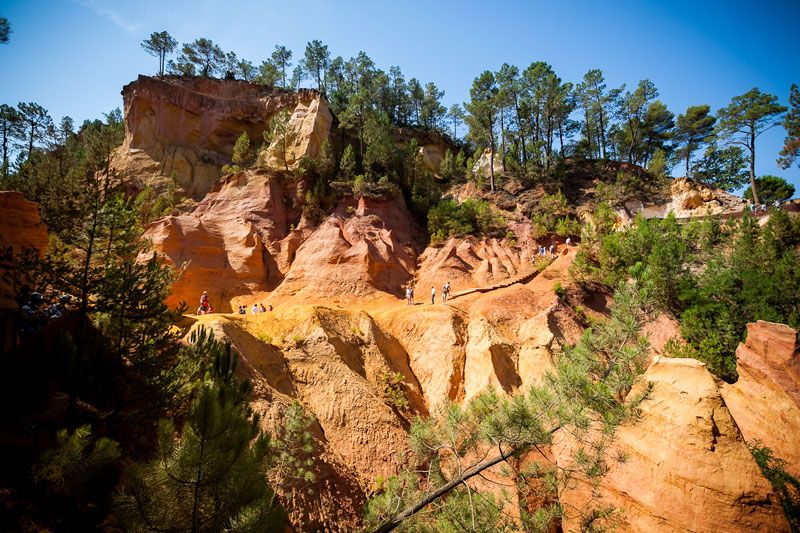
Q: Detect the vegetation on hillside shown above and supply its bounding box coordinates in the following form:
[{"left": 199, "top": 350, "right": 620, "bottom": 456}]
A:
[
  {"left": 572, "top": 209, "right": 800, "bottom": 381},
  {"left": 0, "top": 27, "right": 798, "bottom": 531},
  {"left": 365, "top": 281, "right": 655, "bottom": 532}
]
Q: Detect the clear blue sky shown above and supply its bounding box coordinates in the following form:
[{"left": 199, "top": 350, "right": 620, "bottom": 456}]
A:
[{"left": 1, "top": 0, "right": 798, "bottom": 193}]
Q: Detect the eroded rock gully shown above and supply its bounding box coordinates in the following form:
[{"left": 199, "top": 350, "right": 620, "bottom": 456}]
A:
[{"left": 188, "top": 265, "right": 799, "bottom": 531}]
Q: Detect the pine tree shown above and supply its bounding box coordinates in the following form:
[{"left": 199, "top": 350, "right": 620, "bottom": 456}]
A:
[
  {"left": 340, "top": 144, "right": 356, "bottom": 181},
  {"left": 264, "top": 109, "right": 292, "bottom": 171},
  {"left": 16, "top": 102, "right": 53, "bottom": 160},
  {"left": 691, "top": 143, "right": 749, "bottom": 191},
  {"left": 716, "top": 88, "right": 787, "bottom": 205},
  {"left": 116, "top": 342, "right": 285, "bottom": 532},
  {"left": 0, "top": 103, "right": 20, "bottom": 179},
  {"left": 674, "top": 104, "right": 716, "bottom": 178},
  {"left": 140, "top": 31, "right": 178, "bottom": 76},
  {"left": 175, "top": 38, "right": 225, "bottom": 78},
  {"left": 439, "top": 149, "right": 455, "bottom": 181},
  {"left": 743, "top": 175, "right": 795, "bottom": 204},
  {"left": 232, "top": 132, "right": 252, "bottom": 166},
  {"left": 271, "top": 45, "right": 293, "bottom": 88},
  {"left": 365, "top": 281, "right": 655, "bottom": 532},
  {"left": 465, "top": 71, "right": 498, "bottom": 193},
  {"left": 301, "top": 40, "right": 330, "bottom": 92},
  {"left": 778, "top": 83, "right": 800, "bottom": 169}
]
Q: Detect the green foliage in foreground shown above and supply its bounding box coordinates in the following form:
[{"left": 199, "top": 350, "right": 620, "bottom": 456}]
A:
[
  {"left": 116, "top": 339, "right": 286, "bottom": 532},
  {"left": 750, "top": 443, "right": 800, "bottom": 531},
  {"left": 572, "top": 209, "right": 800, "bottom": 381},
  {"left": 32, "top": 425, "right": 120, "bottom": 501},
  {"left": 364, "top": 281, "right": 654, "bottom": 532}
]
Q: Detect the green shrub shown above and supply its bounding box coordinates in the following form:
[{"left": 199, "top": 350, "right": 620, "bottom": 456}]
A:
[
  {"left": 750, "top": 442, "right": 800, "bottom": 530},
  {"left": 378, "top": 371, "right": 409, "bottom": 412},
  {"left": 553, "top": 282, "right": 565, "bottom": 299},
  {"left": 427, "top": 198, "right": 503, "bottom": 240},
  {"left": 555, "top": 216, "right": 581, "bottom": 237},
  {"left": 352, "top": 174, "right": 367, "bottom": 196},
  {"left": 32, "top": 425, "right": 120, "bottom": 498}
]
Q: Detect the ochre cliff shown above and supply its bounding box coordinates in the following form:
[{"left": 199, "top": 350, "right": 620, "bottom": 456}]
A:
[
  {"left": 557, "top": 357, "right": 790, "bottom": 532},
  {"left": 0, "top": 192, "right": 48, "bottom": 310},
  {"left": 113, "top": 76, "right": 331, "bottom": 199},
  {"left": 722, "top": 321, "right": 800, "bottom": 477}
]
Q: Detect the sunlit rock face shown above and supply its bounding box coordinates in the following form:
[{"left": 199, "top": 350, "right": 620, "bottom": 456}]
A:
[{"left": 114, "top": 75, "right": 330, "bottom": 199}]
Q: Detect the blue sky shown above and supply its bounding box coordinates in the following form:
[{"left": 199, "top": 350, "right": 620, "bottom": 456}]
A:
[{"left": 1, "top": 0, "right": 798, "bottom": 192}]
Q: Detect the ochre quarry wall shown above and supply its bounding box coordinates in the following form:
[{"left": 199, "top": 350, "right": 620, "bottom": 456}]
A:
[{"left": 113, "top": 75, "right": 331, "bottom": 199}]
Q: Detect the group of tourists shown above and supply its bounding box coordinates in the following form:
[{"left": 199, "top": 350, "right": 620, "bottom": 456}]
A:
[
  {"left": 535, "top": 243, "right": 556, "bottom": 261},
  {"left": 748, "top": 201, "right": 784, "bottom": 214},
  {"left": 17, "top": 291, "right": 70, "bottom": 338},
  {"left": 533, "top": 237, "right": 571, "bottom": 264},
  {"left": 404, "top": 281, "right": 452, "bottom": 305},
  {"left": 237, "top": 303, "right": 272, "bottom": 314},
  {"left": 197, "top": 292, "right": 273, "bottom": 316}
]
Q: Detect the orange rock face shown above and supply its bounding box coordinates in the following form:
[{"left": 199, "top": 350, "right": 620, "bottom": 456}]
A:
[
  {"left": 144, "top": 171, "right": 423, "bottom": 311},
  {"left": 415, "top": 235, "right": 530, "bottom": 293},
  {"left": 274, "top": 196, "right": 419, "bottom": 303},
  {"left": 143, "top": 170, "right": 292, "bottom": 312},
  {"left": 557, "top": 357, "right": 790, "bottom": 532},
  {"left": 114, "top": 75, "right": 330, "bottom": 199},
  {"left": 722, "top": 321, "right": 800, "bottom": 476},
  {"left": 193, "top": 307, "right": 424, "bottom": 531},
  {"left": 0, "top": 192, "right": 48, "bottom": 309}
]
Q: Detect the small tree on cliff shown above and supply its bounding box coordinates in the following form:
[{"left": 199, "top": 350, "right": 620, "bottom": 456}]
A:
[
  {"left": 140, "top": 31, "right": 178, "bottom": 77},
  {"left": 177, "top": 37, "right": 225, "bottom": 78},
  {"left": 222, "top": 132, "right": 253, "bottom": 174},
  {"left": 263, "top": 109, "right": 293, "bottom": 171},
  {"left": 364, "top": 281, "right": 655, "bottom": 532}
]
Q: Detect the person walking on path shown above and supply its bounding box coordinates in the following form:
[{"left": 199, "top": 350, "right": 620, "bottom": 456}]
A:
[
  {"left": 431, "top": 286, "right": 436, "bottom": 304},
  {"left": 549, "top": 243, "right": 556, "bottom": 257},
  {"left": 405, "top": 286, "right": 413, "bottom": 305},
  {"left": 566, "top": 236, "right": 571, "bottom": 247},
  {"left": 442, "top": 282, "right": 451, "bottom": 304}
]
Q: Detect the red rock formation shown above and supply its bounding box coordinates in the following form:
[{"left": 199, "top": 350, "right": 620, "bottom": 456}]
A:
[
  {"left": 143, "top": 170, "right": 293, "bottom": 312},
  {"left": 144, "top": 171, "right": 423, "bottom": 311},
  {"left": 0, "top": 192, "right": 48, "bottom": 310},
  {"left": 273, "top": 195, "right": 419, "bottom": 303},
  {"left": 722, "top": 321, "right": 800, "bottom": 476},
  {"left": 114, "top": 75, "right": 331, "bottom": 199},
  {"left": 557, "top": 357, "right": 790, "bottom": 532}
]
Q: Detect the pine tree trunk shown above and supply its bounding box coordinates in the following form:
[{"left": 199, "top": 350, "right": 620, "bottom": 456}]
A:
[
  {"left": 515, "top": 98, "right": 528, "bottom": 166},
  {"left": 685, "top": 147, "right": 691, "bottom": 179},
  {"left": 500, "top": 110, "right": 506, "bottom": 172},
  {"left": 749, "top": 126, "right": 760, "bottom": 205},
  {"left": 599, "top": 107, "right": 607, "bottom": 158}
]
